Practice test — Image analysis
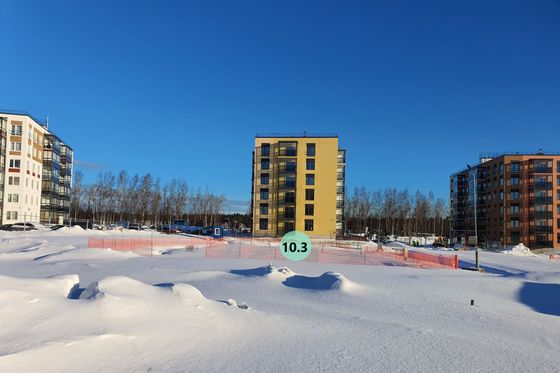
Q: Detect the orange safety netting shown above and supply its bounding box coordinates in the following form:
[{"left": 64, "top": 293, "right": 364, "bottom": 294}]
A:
[{"left": 88, "top": 236, "right": 458, "bottom": 270}]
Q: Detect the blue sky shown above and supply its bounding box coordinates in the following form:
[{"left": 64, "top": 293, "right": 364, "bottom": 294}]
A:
[{"left": 1, "top": 0, "right": 559, "bottom": 209}]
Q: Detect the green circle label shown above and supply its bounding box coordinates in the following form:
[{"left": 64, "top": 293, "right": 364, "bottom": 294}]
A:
[{"left": 280, "top": 231, "right": 311, "bottom": 261}]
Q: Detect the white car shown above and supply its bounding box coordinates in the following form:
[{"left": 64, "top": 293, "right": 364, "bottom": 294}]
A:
[{"left": 9, "top": 222, "right": 50, "bottom": 231}]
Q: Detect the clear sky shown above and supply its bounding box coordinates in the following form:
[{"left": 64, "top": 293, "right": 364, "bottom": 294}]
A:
[{"left": 1, "top": 0, "right": 559, "bottom": 211}]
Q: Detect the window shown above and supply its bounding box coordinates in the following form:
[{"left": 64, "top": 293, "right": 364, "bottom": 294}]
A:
[
  {"left": 510, "top": 177, "right": 519, "bottom": 185},
  {"left": 534, "top": 160, "right": 548, "bottom": 173},
  {"left": 285, "top": 161, "right": 296, "bottom": 172},
  {"left": 261, "top": 158, "right": 270, "bottom": 170},
  {"left": 285, "top": 206, "right": 295, "bottom": 219},
  {"left": 557, "top": 176, "right": 560, "bottom": 186},
  {"left": 260, "top": 203, "right": 268, "bottom": 215},
  {"left": 261, "top": 143, "right": 270, "bottom": 157},
  {"left": 511, "top": 205, "right": 520, "bottom": 214},
  {"left": 11, "top": 125, "right": 22, "bottom": 136},
  {"left": 535, "top": 204, "right": 548, "bottom": 212},
  {"left": 10, "top": 142, "right": 21, "bottom": 151},
  {"left": 305, "top": 189, "right": 314, "bottom": 201},
  {"left": 9, "top": 159, "right": 20, "bottom": 168},
  {"left": 8, "top": 176, "right": 20, "bottom": 186},
  {"left": 306, "top": 174, "right": 315, "bottom": 186},
  {"left": 285, "top": 144, "right": 297, "bottom": 156},
  {"left": 306, "top": 143, "right": 316, "bottom": 156},
  {"left": 305, "top": 204, "right": 314, "bottom": 216},
  {"left": 260, "top": 173, "right": 269, "bottom": 185},
  {"left": 260, "top": 188, "right": 269, "bottom": 200},
  {"left": 8, "top": 194, "right": 19, "bottom": 203},
  {"left": 285, "top": 176, "right": 295, "bottom": 188},
  {"left": 511, "top": 162, "right": 520, "bottom": 172},
  {"left": 306, "top": 159, "right": 315, "bottom": 170},
  {"left": 305, "top": 219, "right": 314, "bottom": 231},
  {"left": 284, "top": 222, "right": 294, "bottom": 233},
  {"left": 285, "top": 192, "right": 295, "bottom": 203},
  {"left": 6, "top": 211, "right": 18, "bottom": 220},
  {"left": 510, "top": 191, "right": 519, "bottom": 200},
  {"left": 500, "top": 191, "right": 503, "bottom": 201},
  {"left": 510, "top": 218, "right": 520, "bottom": 228},
  {"left": 259, "top": 218, "right": 268, "bottom": 230}
]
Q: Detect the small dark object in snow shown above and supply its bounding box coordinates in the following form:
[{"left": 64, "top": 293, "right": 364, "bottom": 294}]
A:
[{"left": 470, "top": 299, "right": 475, "bottom": 306}]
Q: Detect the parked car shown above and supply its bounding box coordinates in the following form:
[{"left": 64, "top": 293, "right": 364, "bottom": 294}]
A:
[
  {"left": 0, "top": 224, "right": 14, "bottom": 231},
  {"left": 9, "top": 222, "right": 48, "bottom": 231},
  {"left": 128, "top": 223, "right": 143, "bottom": 230}
]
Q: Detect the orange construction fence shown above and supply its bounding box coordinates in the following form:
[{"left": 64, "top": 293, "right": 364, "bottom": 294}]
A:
[{"left": 87, "top": 235, "right": 226, "bottom": 252}]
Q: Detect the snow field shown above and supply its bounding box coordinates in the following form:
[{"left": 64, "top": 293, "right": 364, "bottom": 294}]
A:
[{"left": 0, "top": 230, "right": 559, "bottom": 372}]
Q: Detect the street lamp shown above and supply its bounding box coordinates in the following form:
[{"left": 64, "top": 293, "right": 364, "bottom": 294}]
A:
[{"left": 467, "top": 164, "right": 478, "bottom": 248}]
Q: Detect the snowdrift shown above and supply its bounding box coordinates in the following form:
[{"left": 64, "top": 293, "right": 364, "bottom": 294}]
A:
[{"left": 502, "top": 243, "right": 534, "bottom": 256}]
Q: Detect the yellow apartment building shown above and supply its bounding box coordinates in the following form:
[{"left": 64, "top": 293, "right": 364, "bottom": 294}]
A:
[{"left": 251, "top": 134, "right": 345, "bottom": 238}]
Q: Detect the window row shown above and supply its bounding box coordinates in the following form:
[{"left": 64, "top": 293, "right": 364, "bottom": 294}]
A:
[
  {"left": 259, "top": 173, "right": 315, "bottom": 186},
  {"left": 259, "top": 188, "right": 315, "bottom": 201},
  {"left": 259, "top": 203, "right": 315, "bottom": 216},
  {"left": 260, "top": 143, "right": 316, "bottom": 157},
  {"left": 257, "top": 218, "right": 314, "bottom": 231}
]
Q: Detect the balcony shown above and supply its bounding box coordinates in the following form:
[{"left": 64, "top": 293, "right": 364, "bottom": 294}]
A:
[
  {"left": 529, "top": 182, "right": 553, "bottom": 190},
  {"left": 535, "top": 226, "right": 553, "bottom": 233},
  {"left": 278, "top": 182, "right": 296, "bottom": 190},
  {"left": 277, "top": 213, "right": 295, "bottom": 220},
  {"left": 531, "top": 211, "right": 553, "bottom": 219},
  {"left": 532, "top": 167, "right": 552, "bottom": 174},
  {"left": 278, "top": 168, "right": 297, "bottom": 176}
]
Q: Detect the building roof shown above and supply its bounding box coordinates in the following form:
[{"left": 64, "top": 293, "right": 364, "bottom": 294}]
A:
[
  {"left": 0, "top": 109, "right": 47, "bottom": 127},
  {"left": 1, "top": 109, "right": 74, "bottom": 151},
  {"left": 255, "top": 133, "right": 338, "bottom": 138},
  {"left": 451, "top": 150, "right": 560, "bottom": 176}
]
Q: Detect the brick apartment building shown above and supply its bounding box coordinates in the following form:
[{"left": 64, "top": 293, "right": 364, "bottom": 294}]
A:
[{"left": 450, "top": 152, "right": 560, "bottom": 249}]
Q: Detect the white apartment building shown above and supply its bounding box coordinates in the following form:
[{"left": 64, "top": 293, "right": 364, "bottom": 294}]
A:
[{"left": 0, "top": 111, "right": 72, "bottom": 225}]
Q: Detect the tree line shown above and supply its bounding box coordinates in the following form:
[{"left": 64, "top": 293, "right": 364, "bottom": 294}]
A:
[
  {"left": 344, "top": 187, "right": 449, "bottom": 238},
  {"left": 70, "top": 170, "right": 226, "bottom": 227}
]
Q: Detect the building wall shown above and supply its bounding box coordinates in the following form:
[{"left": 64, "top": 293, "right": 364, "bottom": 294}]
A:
[{"left": 252, "top": 136, "right": 342, "bottom": 238}]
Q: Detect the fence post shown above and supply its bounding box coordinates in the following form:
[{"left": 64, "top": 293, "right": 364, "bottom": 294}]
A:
[
  {"left": 454, "top": 255, "right": 459, "bottom": 269},
  {"left": 475, "top": 249, "right": 480, "bottom": 270}
]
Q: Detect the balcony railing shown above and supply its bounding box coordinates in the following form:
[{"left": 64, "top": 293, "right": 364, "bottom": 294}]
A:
[
  {"left": 529, "top": 182, "right": 553, "bottom": 190},
  {"left": 278, "top": 182, "right": 296, "bottom": 190},
  {"left": 535, "top": 226, "right": 553, "bottom": 233},
  {"left": 278, "top": 149, "right": 297, "bottom": 157},
  {"left": 531, "top": 211, "right": 553, "bottom": 219},
  {"left": 532, "top": 167, "right": 552, "bottom": 174},
  {"left": 533, "top": 197, "right": 553, "bottom": 204}
]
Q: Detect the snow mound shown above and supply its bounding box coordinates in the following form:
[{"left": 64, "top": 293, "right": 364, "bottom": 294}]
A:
[
  {"left": 0, "top": 274, "right": 80, "bottom": 299},
  {"left": 57, "top": 225, "right": 85, "bottom": 232},
  {"left": 283, "top": 271, "right": 359, "bottom": 292},
  {"left": 230, "top": 264, "right": 294, "bottom": 279},
  {"left": 502, "top": 243, "right": 534, "bottom": 256}
]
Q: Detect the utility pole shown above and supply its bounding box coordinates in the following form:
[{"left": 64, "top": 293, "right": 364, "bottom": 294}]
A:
[{"left": 467, "top": 165, "right": 478, "bottom": 248}]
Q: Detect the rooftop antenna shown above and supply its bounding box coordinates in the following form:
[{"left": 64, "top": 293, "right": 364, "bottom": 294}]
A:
[
  {"left": 303, "top": 131, "right": 307, "bottom": 137},
  {"left": 46, "top": 115, "right": 49, "bottom": 129}
]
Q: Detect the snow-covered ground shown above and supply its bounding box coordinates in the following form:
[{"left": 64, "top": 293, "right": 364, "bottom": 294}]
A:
[{"left": 0, "top": 230, "right": 559, "bottom": 372}]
